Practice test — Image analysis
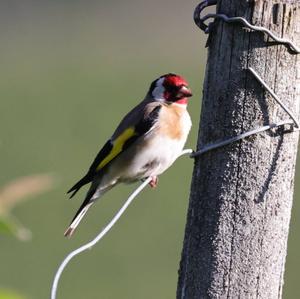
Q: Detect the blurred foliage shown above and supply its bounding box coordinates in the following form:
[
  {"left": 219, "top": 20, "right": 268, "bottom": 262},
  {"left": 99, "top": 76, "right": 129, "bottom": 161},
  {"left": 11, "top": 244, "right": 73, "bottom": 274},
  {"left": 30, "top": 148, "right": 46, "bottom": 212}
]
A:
[
  {"left": 0, "top": 175, "right": 55, "bottom": 299},
  {"left": 0, "top": 289, "right": 26, "bottom": 299},
  {"left": 0, "top": 175, "right": 55, "bottom": 240},
  {"left": 0, "top": 216, "right": 26, "bottom": 239}
]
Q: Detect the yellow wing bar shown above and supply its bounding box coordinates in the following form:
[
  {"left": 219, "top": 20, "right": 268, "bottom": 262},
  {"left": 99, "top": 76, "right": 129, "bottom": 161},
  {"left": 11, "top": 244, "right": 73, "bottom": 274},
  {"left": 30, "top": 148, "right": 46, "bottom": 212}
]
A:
[{"left": 96, "top": 127, "right": 136, "bottom": 171}]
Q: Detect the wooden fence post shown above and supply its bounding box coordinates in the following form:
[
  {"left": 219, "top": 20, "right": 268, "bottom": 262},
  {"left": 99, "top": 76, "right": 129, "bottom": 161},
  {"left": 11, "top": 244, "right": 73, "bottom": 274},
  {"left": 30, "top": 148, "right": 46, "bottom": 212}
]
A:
[{"left": 177, "top": 1, "right": 300, "bottom": 298}]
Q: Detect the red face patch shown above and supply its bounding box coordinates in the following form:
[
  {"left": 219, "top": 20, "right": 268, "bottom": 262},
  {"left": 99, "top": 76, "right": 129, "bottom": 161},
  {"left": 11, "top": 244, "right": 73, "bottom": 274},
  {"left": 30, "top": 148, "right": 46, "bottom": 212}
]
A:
[
  {"left": 163, "top": 74, "right": 188, "bottom": 88},
  {"left": 160, "top": 74, "right": 191, "bottom": 103}
]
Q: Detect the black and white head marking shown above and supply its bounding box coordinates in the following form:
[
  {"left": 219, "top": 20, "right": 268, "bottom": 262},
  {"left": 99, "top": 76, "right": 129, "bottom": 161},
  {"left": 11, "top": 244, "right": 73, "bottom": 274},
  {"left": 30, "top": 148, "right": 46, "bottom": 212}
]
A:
[{"left": 150, "top": 77, "right": 165, "bottom": 102}]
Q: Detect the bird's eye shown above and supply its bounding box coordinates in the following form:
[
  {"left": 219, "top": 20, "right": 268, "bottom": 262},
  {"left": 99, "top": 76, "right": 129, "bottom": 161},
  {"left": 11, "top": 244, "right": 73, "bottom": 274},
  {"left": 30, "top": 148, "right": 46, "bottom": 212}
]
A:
[{"left": 167, "top": 84, "right": 180, "bottom": 92}]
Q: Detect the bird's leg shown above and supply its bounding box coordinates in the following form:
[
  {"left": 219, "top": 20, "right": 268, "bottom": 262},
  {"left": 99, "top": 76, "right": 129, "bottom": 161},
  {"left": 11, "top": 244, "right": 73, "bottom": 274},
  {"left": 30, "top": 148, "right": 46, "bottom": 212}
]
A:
[{"left": 149, "top": 176, "right": 158, "bottom": 188}]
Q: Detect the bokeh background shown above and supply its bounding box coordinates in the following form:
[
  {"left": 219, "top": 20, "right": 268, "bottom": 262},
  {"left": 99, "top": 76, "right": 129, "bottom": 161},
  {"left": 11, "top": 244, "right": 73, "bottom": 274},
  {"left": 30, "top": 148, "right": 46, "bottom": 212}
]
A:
[{"left": 0, "top": 1, "right": 299, "bottom": 299}]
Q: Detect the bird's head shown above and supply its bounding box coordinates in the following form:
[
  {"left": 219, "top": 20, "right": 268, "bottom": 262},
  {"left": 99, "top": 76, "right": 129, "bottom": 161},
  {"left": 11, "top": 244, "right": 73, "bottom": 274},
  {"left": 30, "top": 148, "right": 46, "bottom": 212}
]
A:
[{"left": 148, "top": 73, "right": 193, "bottom": 105}]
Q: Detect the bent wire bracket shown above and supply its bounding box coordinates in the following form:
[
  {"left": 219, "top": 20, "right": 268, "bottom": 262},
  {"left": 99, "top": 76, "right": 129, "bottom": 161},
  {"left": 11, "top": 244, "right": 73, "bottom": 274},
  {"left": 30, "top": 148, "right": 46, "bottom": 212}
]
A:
[
  {"left": 191, "top": 1, "right": 300, "bottom": 158},
  {"left": 194, "top": 0, "right": 300, "bottom": 54}
]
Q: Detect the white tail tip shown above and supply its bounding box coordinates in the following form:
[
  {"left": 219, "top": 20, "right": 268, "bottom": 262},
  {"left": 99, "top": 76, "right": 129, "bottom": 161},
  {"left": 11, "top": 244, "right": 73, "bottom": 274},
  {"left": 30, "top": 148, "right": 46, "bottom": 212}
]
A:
[{"left": 64, "top": 202, "right": 93, "bottom": 238}]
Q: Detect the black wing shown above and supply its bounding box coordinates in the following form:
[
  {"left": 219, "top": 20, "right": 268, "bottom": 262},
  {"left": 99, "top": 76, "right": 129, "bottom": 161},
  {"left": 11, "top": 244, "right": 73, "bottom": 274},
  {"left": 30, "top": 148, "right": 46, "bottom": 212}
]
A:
[
  {"left": 67, "top": 139, "right": 113, "bottom": 198},
  {"left": 67, "top": 104, "right": 161, "bottom": 198}
]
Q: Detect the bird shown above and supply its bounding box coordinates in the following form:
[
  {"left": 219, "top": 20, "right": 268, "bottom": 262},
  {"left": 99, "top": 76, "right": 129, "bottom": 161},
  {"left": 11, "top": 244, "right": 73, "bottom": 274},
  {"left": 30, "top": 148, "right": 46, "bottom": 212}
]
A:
[{"left": 64, "top": 73, "right": 192, "bottom": 237}]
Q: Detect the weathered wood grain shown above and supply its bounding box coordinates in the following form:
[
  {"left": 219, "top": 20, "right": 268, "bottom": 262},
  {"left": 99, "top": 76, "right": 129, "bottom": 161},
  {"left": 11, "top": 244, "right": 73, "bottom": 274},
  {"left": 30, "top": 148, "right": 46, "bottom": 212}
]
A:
[{"left": 177, "top": 1, "right": 300, "bottom": 298}]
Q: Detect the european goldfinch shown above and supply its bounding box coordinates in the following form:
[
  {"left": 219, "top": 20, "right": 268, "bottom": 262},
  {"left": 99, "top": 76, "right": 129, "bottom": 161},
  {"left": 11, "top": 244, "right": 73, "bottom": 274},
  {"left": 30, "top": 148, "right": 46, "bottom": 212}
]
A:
[{"left": 64, "top": 73, "right": 192, "bottom": 237}]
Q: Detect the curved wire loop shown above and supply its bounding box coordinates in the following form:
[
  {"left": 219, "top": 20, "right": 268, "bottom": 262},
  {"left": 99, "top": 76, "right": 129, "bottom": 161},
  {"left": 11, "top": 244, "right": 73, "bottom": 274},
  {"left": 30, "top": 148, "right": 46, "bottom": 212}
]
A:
[
  {"left": 51, "top": 149, "right": 193, "bottom": 299},
  {"left": 191, "top": 1, "right": 300, "bottom": 158},
  {"left": 194, "top": 1, "right": 300, "bottom": 54},
  {"left": 193, "top": 0, "right": 217, "bottom": 32}
]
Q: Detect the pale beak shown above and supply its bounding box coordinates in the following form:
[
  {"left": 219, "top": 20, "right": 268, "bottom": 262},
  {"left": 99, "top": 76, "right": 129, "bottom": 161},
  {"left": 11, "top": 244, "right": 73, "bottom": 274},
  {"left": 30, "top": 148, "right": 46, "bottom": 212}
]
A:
[{"left": 179, "top": 86, "right": 193, "bottom": 98}]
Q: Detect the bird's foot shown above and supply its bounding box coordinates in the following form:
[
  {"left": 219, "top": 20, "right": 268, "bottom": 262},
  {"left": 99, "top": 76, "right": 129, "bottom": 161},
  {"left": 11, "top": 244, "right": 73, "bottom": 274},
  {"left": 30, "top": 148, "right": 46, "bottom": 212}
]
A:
[{"left": 149, "top": 176, "right": 158, "bottom": 188}]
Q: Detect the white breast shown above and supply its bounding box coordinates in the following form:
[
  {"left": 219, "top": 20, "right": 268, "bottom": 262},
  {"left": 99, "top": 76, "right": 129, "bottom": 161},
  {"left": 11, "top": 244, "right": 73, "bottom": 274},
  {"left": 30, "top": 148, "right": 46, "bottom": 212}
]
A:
[
  {"left": 102, "top": 107, "right": 191, "bottom": 186},
  {"left": 123, "top": 108, "right": 191, "bottom": 178}
]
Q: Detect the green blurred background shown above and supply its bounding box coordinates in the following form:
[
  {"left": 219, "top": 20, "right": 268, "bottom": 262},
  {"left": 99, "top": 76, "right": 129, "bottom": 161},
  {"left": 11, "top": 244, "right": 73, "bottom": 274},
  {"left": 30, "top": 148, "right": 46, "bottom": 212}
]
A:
[{"left": 0, "top": 1, "right": 299, "bottom": 298}]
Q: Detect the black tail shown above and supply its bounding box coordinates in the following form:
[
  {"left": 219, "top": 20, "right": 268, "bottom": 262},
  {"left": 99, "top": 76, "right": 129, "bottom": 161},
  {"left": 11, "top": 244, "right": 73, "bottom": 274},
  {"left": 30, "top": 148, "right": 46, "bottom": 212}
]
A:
[
  {"left": 64, "top": 184, "right": 98, "bottom": 237},
  {"left": 67, "top": 174, "right": 92, "bottom": 198}
]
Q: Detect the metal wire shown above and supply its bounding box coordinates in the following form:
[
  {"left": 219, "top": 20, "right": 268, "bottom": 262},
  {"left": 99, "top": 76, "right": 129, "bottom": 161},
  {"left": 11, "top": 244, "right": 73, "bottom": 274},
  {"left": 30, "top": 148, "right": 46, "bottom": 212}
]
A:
[
  {"left": 191, "top": 120, "right": 293, "bottom": 157},
  {"left": 248, "top": 68, "right": 299, "bottom": 129},
  {"left": 51, "top": 3, "right": 300, "bottom": 296},
  {"left": 193, "top": 0, "right": 217, "bottom": 32},
  {"left": 191, "top": 67, "right": 299, "bottom": 158},
  {"left": 51, "top": 177, "right": 152, "bottom": 299},
  {"left": 191, "top": 1, "right": 300, "bottom": 158},
  {"left": 194, "top": 1, "right": 300, "bottom": 54},
  {"left": 50, "top": 149, "right": 193, "bottom": 299}
]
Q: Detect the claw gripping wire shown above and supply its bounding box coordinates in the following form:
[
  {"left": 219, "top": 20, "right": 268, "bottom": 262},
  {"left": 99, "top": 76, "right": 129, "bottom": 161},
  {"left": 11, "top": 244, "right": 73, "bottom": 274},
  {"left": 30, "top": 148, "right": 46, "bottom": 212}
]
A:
[{"left": 191, "top": 0, "right": 300, "bottom": 158}]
